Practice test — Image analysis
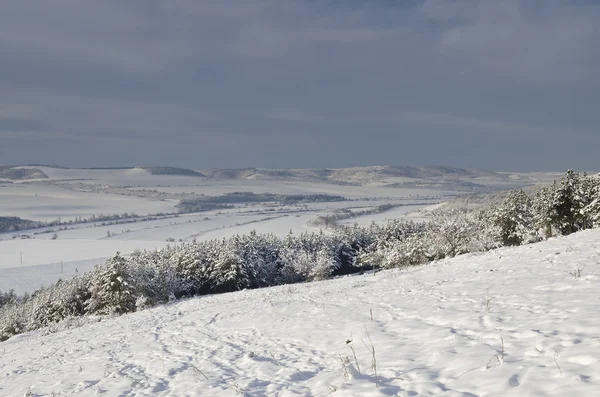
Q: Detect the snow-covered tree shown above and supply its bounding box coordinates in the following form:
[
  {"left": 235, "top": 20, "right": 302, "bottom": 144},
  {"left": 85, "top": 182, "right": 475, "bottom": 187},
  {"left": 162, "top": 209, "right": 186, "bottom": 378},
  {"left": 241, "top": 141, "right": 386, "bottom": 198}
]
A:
[
  {"left": 551, "top": 170, "right": 588, "bottom": 235},
  {"left": 129, "top": 249, "right": 179, "bottom": 306},
  {"left": 0, "top": 302, "right": 26, "bottom": 341},
  {"left": 279, "top": 230, "right": 341, "bottom": 281},
  {"left": 0, "top": 289, "right": 17, "bottom": 309},
  {"left": 491, "top": 189, "right": 537, "bottom": 246},
  {"left": 177, "top": 240, "right": 222, "bottom": 295},
  {"left": 470, "top": 208, "right": 502, "bottom": 251},
  {"left": 428, "top": 207, "right": 475, "bottom": 258},
  {"left": 234, "top": 232, "right": 281, "bottom": 287},
  {"left": 585, "top": 179, "right": 600, "bottom": 227},
  {"left": 86, "top": 253, "right": 137, "bottom": 315},
  {"left": 532, "top": 184, "right": 556, "bottom": 239},
  {"left": 376, "top": 233, "right": 429, "bottom": 269},
  {"left": 580, "top": 173, "right": 600, "bottom": 229}
]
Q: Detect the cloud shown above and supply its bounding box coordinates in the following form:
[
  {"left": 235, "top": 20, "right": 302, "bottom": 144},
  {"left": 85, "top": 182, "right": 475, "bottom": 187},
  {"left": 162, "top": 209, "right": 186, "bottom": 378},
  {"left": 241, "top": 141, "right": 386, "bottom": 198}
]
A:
[{"left": 0, "top": 0, "right": 599, "bottom": 171}]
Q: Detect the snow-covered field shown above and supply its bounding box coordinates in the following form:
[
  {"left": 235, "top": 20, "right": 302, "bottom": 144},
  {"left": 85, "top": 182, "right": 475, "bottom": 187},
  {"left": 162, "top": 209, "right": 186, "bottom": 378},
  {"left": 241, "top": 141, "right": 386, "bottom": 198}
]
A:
[
  {"left": 0, "top": 183, "right": 176, "bottom": 222},
  {"left": 1, "top": 228, "right": 599, "bottom": 396}
]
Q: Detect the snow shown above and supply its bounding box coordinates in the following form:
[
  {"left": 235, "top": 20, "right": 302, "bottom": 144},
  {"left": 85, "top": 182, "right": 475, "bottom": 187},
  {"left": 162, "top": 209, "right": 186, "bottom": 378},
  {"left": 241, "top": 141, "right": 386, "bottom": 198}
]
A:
[{"left": 2, "top": 229, "right": 600, "bottom": 396}]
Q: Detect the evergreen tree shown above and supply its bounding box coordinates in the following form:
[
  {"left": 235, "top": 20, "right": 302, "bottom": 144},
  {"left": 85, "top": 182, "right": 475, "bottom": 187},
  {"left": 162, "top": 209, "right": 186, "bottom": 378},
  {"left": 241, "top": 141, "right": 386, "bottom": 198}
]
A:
[
  {"left": 551, "top": 170, "right": 584, "bottom": 235},
  {"left": 492, "top": 189, "right": 536, "bottom": 246},
  {"left": 86, "top": 253, "right": 137, "bottom": 315},
  {"left": 471, "top": 208, "right": 502, "bottom": 251},
  {"left": 532, "top": 184, "right": 555, "bottom": 239},
  {"left": 0, "top": 289, "right": 17, "bottom": 309},
  {"left": 584, "top": 178, "right": 600, "bottom": 227}
]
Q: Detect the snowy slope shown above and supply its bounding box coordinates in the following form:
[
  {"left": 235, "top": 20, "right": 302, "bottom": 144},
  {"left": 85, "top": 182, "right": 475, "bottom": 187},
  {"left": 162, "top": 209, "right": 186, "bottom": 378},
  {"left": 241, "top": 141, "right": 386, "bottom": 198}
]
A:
[{"left": 2, "top": 229, "right": 600, "bottom": 396}]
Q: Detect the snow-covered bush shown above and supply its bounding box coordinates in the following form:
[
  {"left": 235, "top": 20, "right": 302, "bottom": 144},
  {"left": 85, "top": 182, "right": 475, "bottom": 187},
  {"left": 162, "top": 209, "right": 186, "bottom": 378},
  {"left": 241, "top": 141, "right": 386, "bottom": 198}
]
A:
[
  {"left": 468, "top": 208, "right": 503, "bottom": 252},
  {"left": 279, "top": 247, "right": 338, "bottom": 281},
  {"left": 359, "top": 233, "right": 429, "bottom": 270},
  {"left": 0, "top": 276, "right": 91, "bottom": 340},
  {"left": 355, "top": 220, "right": 427, "bottom": 268},
  {"left": 279, "top": 231, "right": 341, "bottom": 281},
  {"left": 208, "top": 232, "right": 282, "bottom": 292}
]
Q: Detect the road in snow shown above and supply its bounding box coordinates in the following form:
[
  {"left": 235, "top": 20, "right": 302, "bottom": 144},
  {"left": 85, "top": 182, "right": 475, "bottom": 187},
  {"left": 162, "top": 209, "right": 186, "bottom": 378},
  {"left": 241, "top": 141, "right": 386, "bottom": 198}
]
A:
[{"left": 1, "top": 229, "right": 599, "bottom": 396}]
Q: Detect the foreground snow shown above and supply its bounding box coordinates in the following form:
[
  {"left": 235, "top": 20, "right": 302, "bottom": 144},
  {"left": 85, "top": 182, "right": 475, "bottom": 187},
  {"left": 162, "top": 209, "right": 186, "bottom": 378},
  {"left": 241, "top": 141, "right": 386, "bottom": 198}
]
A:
[{"left": 2, "top": 231, "right": 600, "bottom": 396}]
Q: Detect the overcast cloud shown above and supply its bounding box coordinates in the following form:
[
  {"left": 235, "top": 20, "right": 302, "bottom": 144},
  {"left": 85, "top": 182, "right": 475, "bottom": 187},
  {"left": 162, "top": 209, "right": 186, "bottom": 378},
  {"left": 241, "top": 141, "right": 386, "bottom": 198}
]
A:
[{"left": 1, "top": 0, "right": 599, "bottom": 171}]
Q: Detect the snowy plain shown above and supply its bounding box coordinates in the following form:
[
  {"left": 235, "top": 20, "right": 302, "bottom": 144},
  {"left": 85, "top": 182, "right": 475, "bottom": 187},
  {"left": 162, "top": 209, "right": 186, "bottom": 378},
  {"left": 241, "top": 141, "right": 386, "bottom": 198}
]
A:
[{"left": 1, "top": 228, "right": 599, "bottom": 396}]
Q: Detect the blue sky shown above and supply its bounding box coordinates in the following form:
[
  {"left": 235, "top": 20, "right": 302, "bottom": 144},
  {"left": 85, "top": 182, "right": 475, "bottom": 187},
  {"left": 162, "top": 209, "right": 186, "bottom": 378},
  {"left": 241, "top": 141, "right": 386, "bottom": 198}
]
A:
[{"left": 1, "top": 0, "right": 599, "bottom": 171}]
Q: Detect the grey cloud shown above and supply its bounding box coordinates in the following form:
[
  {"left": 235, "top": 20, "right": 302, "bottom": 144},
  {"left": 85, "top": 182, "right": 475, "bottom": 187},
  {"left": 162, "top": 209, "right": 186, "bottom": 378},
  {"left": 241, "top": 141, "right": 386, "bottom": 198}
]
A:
[{"left": 0, "top": 0, "right": 599, "bottom": 171}]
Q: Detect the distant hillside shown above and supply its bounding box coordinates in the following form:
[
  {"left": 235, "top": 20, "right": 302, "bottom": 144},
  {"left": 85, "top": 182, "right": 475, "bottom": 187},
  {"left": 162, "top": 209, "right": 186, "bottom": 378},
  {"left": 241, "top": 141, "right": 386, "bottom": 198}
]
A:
[
  {"left": 0, "top": 216, "right": 40, "bottom": 233},
  {"left": 0, "top": 166, "right": 48, "bottom": 180},
  {"left": 200, "top": 168, "right": 350, "bottom": 183},
  {"left": 3, "top": 164, "right": 562, "bottom": 192},
  {"left": 200, "top": 165, "right": 505, "bottom": 185},
  {"left": 140, "top": 166, "right": 207, "bottom": 178}
]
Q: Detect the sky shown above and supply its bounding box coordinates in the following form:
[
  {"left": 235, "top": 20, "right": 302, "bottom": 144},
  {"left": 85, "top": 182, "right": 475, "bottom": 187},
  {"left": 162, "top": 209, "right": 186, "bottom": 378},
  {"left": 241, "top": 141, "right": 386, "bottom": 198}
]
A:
[{"left": 1, "top": 0, "right": 599, "bottom": 172}]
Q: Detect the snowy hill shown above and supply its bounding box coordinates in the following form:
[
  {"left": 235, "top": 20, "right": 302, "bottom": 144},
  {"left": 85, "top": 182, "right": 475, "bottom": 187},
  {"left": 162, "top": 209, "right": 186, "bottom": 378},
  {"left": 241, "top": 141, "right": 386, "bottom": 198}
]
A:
[
  {"left": 2, "top": 229, "right": 599, "bottom": 396},
  {"left": 0, "top": 166, "right": 48, "bottom": 181},
  {"left": 4, "top": 164, "right": 564, "bottom": 190},
  {"left": 200, "top": 165, "right": 513, "bottom": 188}
]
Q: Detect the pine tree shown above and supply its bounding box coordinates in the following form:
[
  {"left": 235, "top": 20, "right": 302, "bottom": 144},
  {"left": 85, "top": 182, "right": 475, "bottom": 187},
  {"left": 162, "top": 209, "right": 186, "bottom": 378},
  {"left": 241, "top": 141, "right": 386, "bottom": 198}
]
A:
[
  {"left": 532, "top": 184, "right": 555, "bottom": 239},
  {"left": 585, "top": 178, "right": 600, "bottom": 227},
  {"left": 0, "top": 289, "right": 17, "bottom": 309},
  {"left": 492, "top": 189, "right": 536, "bottom": 246},
  {"left": 551, "top": 170, "right": 585, "bottom": 235},
  {"left": 86, "top": 253, "right": 137, "bottom": 315},
  {"left": 471, "top": 207, "right": 502, "bottom": 251}
]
